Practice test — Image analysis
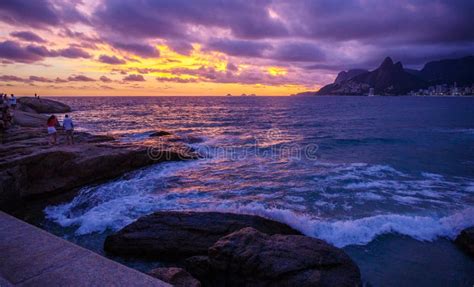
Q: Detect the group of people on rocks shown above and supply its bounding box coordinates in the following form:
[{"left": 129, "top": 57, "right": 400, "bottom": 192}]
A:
[
  {"left": 0, "top": 93, "right": 75, "bottom": 145},
  {"left": 47, "top": 114, "right": 75, "bottom": 145},
  {"left": 0, "top": 93, "right": 15, "bottom": 131}
]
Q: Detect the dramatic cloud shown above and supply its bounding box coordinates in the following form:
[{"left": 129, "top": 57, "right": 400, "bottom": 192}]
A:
[
  {"left": 10, "top": 31, "right": 46, "bottom": 43},
  {"left": 0, "top": 41, "right": 45, "bottom": 63},
  {"left": 94, "top": 0, "right": 286, "bottom": 40},
  {"left": 98, "top": 54, "right": 126, "bottom": 65},
  {"left": 0, "top": 0, "right": 473, "bottom": 93},
  {"left": 0, "top": 0, "right": 60, "bottom": 28},
  {"left": 270, "top": 42, "right": 326, "bottom": 62},
  {"left": 123, "top": 74, "right": 145, "bottom": 82},
  {"left": 0, "top": 0, "right": 87, "bottom": 29},
  {"left": 0, "top": 40, "right": 91, "bottom": 63}
]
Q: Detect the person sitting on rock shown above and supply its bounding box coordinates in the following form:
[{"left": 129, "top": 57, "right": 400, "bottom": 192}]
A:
[
  {"left": 63, "top": 114, "right": 74, "bottom": 145},
  {"left": 47, "top": 115, "right": 59, "bottom": 145}
]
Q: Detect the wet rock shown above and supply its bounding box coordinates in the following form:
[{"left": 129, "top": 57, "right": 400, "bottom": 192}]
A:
[
  {"left": 148, "top": 267, "right": 201, "bottom": 287},
  {"left": 188, "top": 227, "right": 361, "bottom": 287},
  {"left": 104, "top": 211, "right": 301, "bottom": 259},
  {"left": 0, "top": 126, "right": 197, "bottom": 211},
  {"left": 17, "top": 97, "right": 71, "bottom": 113},
  {"left": 455, "top": 227, "right": 474, "bottom": 257}
]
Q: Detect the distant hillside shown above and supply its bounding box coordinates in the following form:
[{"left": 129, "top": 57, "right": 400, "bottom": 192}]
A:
[
  {"left": 317, "top": 57, "right": 426, "bottom": 95},
  {"left": 316, "top": 55, "right": 474, "bottom": 96},
  {"left": 334, "top": 69, "right": 368, "bottom": 84},
  {"left": 419, "top": 56, "right": 474, "bottom": 86}
]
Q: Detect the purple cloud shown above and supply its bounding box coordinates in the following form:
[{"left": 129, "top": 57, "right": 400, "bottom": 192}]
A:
[
  {"left": 94, "top": 0, "right": 286, "bottom": 40},
  {"left": 0, "top": 0, "right": 60, "bottom": 28},
  {"left": 227, "top": 63, "right": 238, "bottom": 72},
  {"left": 123, "top": 74, "right": 145, "bottom": 81},
  {"left": 270, "top": 42, "right": 326, "bottom": 62},
  {"left": 100, "top": 76, "right": 113, "bottom": 83},
  {"left": 0, "top": 40, "right": 91, "bottom": 63},
  {"left": 99, "top": 54, "right": 126, "bottom": 65},
  {"left": 29, "top": 76, "right": 53, "bottom": 82},
  {"left": 56, "top": 47, "right": 91, "bottom": 59},
  {"left": 112, "top": 42, "right": 159, "bottom": 58},
  {"left": 0, "top": 0, "right": 88, "bottom": 29},
  {"left": 156, "top": 77, "right": 198, "bottom": 83},
  {"left": 0, "top": 75, "right": 27, "bottom": 82},
  {"left": 0, "top": 41, "right": 44, "bottom": 63},
  {"left": 206, "top": 39, "right": 271, "bottom": 57},
  {"left": 68, "top": 75, "right": 96, "bottom": 82},
  {"left": 10, "top": 31, "right": 46, "bottom": 43}
]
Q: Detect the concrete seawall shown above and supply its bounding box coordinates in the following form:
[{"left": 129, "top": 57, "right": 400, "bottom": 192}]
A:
[{"left": 0, "top": 211, "right": 170, "bottom": 286}]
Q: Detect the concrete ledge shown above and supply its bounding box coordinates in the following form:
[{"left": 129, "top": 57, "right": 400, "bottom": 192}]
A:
[{"left": 0, "top": 211, "right": 170, "bottom": 287}]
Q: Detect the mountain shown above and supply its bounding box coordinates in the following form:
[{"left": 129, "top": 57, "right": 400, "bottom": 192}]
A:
[
  {"left": 334, "top": 69, "right": 368, "bottom": 84},
  {"left": 315, "top": 55, "right": 474, "bottom": 96},
  {"left": 317, "top": 57, "right": 427, "bottom": 95},
  {"left": 419, "top": 56, "right": 474, "bottom": 86},
  {"left": 352, "top": 57, "right": 427, "bottom": 94}
]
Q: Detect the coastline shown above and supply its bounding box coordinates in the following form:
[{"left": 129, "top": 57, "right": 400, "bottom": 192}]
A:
[{"left": 1, "top": 97, "right": 472, "bottom": 287}]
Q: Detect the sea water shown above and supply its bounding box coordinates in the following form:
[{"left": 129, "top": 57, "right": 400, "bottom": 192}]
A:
[{"left": 41, "top": 96, "right": 474, "bottom": 286}]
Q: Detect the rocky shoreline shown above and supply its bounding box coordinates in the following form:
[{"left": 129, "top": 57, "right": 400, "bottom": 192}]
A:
[
  {"left": 105, "top": 211, "right": 362, "bottom": 287},
  {"left": 1, "top": 97, "right": 473, "bottom": 286},
  {"left": 0, "top": 97, "right": 198, "bottom": 211}
]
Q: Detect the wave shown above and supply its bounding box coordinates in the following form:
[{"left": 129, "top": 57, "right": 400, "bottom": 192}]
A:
[
  {"left": 44, "top": 159, "right": 474, "bottom": 247},
  {"left": 187, "top": 204, "right": 474, "bottom": 248},
  {"left": 45, "top": 195, "right": 474, "bottom": 248}
]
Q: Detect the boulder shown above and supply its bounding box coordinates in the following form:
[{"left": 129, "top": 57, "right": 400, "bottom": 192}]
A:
[
  {"left": 104, "top": 211, "right": 301, "bottom": 259},
  {"left": 0, "top": 126, "right": 198, "bottom": 211},
  {"left": 148, "top": 267, "right": 201, "bottom": 287},
  {"left": 187, "top": 227, "right": 361, "bottom": 287},
  {"left": 184, "top": 256, "right": 210, "bottom": 281},
  {"left": 12, "top": 110, "right": 48, "bottom": 127},
  {"left": 455, "top": 227, "right": 474, "bottom": 257},
  {"left": 17, "top": 97, "right": 71, "bottom": 113}
]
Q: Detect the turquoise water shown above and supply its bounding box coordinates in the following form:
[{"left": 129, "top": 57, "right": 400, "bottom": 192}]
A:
[{"left": 41, "top": 96, "right": 474, "bottom": 286}]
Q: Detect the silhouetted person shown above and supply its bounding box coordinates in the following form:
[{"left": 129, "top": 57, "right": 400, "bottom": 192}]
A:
[
  {"left": 47, "top": 115, "right": 59, "bottom": 145},
  {"left": 9, "top": 94, "right": 16, "bottom": 109},
  {"left": 63, "top": 114, "right": 74, "bottom": 145}
]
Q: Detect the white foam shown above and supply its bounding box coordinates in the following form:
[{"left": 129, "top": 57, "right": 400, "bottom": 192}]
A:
[
  {"left": 202, "top": 204, "right": 474, "bottom": 247},
  {"left": 44, "top": 159, "right": 474, "bottom": 247}
]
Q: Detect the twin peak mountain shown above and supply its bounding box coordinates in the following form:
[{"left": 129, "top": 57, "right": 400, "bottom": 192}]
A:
[{"left": 316, "top": 55, "right": 474, "bottom": 95}]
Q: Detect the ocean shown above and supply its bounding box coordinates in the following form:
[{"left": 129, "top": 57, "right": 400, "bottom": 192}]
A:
[{"left": 34, "top": 96, "right": 474, "bottom": 286}]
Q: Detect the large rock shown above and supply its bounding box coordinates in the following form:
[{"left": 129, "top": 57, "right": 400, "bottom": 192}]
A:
[
  {"left": 17, "top": 97, "right": 71, "bottom": 113},
  {"left": 0, "top": 126, "right": 198, "bottom": 211},
  {"left": 148, "top": 267, "right": 201, "bottom": 287},
  {"left": 12, "top": 110, "right": 48, "bottom": 127},
  {"left": 104, "top": 211, "right": 301, "bottom": 259},
  {"left": 455, "top": 227, "right": 474, "bottom": 257},
  {"left": 187, "top": 227, "right": 361, "bottom": 287}
]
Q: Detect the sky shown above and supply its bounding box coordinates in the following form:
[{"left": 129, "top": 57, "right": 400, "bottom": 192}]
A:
[{"left": 0, "top": 0, "right": 473, "bottom": 96}]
